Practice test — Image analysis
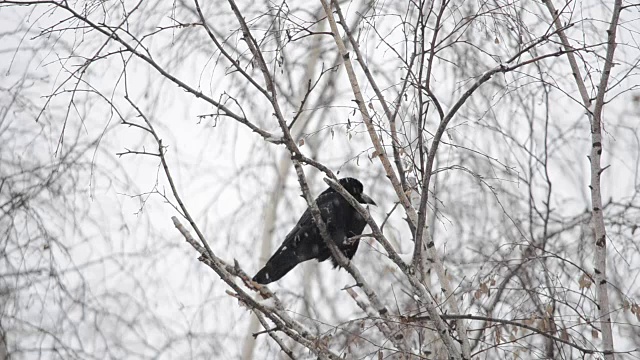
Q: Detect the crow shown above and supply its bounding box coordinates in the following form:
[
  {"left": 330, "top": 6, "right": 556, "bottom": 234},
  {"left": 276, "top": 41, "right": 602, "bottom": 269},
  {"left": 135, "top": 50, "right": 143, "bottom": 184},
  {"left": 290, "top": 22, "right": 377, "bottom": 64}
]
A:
[{"left": 253, "top": 178, "right": 376, "bottom": 284}]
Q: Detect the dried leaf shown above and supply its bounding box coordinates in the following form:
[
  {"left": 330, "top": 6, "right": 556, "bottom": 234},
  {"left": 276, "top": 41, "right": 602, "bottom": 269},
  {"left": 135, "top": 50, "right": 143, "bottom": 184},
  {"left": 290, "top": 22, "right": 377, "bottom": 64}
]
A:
[
  {"left": 524, "top": 317, "right": 535, "bottom": 327},
  {"left": 494, "top": 37, "right": 500, "bottom": 44},
  {"left": 578, "top": 273, "right": 592, "bottom": 289},
  {"left": 539, "top": 318, "right": 547, "bottom": 332},
  {"left": 592, "top": 328, "right": 599, "bottom": 339},
  {"left": 546, "top": 304, "right": 554, "bottom": 317},
  {"left": 298, "top": 138, "right": 305, "bottom": 147},
  {"left": 561, "top": 328, "right": 569, "bottom": 341},
  {"left": 480, "top": 282, "right": 489, "bottom": 296}
]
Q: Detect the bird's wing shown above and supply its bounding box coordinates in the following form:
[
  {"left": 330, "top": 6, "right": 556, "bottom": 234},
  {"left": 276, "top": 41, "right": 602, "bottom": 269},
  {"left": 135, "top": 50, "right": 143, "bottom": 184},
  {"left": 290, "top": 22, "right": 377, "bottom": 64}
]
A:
[
  {"left": 253, "top": 191, "right": 363, "bottom": 283},
  {"left": 252, "top": 208, "right": 320, "bottom": 284},
  {"left": 274, "top": 192, "right": 347, "bottom": 258},
  {"left": 317, "top": 192, "right": 348, "bottom": 247}
]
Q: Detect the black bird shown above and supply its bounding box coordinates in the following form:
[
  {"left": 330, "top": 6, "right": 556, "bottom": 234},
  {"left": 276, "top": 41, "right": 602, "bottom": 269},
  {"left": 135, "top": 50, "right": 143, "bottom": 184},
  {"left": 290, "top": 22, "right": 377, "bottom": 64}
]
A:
[{"left": 253, "top": 178, "right": 376, "bottom": 284}]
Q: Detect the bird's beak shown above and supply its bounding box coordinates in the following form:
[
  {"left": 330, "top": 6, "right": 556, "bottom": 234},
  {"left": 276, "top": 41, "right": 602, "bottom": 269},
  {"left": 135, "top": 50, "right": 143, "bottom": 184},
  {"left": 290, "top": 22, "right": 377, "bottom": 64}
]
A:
[{"left": 360, "top": 193, "right": 377, "bottom": 206}]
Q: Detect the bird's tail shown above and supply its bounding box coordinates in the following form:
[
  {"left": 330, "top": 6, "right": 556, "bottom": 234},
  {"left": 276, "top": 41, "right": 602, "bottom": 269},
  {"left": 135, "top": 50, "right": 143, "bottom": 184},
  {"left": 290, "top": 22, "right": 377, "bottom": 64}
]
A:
[{"left": 252, "top": 253, "right": 299, "bottom": 284}]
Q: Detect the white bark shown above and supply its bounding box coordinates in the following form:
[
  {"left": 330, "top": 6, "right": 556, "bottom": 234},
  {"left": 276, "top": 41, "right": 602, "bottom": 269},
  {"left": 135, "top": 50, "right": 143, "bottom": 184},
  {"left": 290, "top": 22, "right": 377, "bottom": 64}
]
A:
[
  {"left": 543, "top": 1, "right": 623, "bottom": 357},
  {"left": 318, "top": 1, "right": 469, "bottom": 357}
]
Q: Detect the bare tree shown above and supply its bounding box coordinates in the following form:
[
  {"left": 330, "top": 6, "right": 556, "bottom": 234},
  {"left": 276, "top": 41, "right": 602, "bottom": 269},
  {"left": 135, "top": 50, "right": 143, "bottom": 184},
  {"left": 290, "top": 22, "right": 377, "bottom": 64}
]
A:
[{"left": 2, "top": 0, "right": 640, "bottom": 358}]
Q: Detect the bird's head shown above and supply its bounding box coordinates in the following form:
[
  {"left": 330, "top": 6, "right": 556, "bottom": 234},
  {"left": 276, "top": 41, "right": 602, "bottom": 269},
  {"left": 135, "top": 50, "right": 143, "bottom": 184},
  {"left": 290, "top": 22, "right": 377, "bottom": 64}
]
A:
[{"left": 338, "top": 177, "right": 377, "bottom": 206}]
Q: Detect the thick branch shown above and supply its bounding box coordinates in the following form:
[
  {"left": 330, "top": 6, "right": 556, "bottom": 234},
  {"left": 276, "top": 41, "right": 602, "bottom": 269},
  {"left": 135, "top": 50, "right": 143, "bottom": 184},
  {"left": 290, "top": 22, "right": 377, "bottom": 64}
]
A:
[
  {"left": 320, "top": 0, "right": 416, "bottom": 228},
  {"left": 323, "top": 178, "right": 462, "bottom": 359},
  {"left": 331, "top": 1, "right": 410, "bottom": 195},
  {"left": 543, "top": 1, "right": 623, "bottom": 358},
  {"left": 224, "top": 0, "right": 409, "bottom": 351}
]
